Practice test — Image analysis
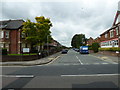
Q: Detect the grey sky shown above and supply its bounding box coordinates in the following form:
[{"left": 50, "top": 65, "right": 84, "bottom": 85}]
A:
[{"left": 1, "top": 0, "right": 119, "bottom": 47}]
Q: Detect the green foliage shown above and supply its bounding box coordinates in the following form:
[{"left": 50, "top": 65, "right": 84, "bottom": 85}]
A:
[
  {"left": 99, "top": 47, "right": 120, "bottom": 51},
  {"left": 71, "top": 34, "right": 87, "bottom": 48},
  {"left": 91, "top": 43, "right": 100, "bottom": 53},
  {"left": 2, "top": 48, "right": 8, "bottom": 55},
  {"left": 88, "top": 45, "right": 92, "bottom": 50},
  {"left": 22, "top": 16, "right": 52, "bottom": 48},
  {"left": 8, "top": 53, "right": 37, "bottom": 56}
]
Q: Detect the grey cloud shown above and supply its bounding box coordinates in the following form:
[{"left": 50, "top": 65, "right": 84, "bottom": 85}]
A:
[{"left": 1, "top": 0, "right": 119, "bottom": 47}]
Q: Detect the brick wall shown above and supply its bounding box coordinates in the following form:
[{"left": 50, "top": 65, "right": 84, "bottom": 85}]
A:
[
  {"left": 10, "top": 30, "right": 18, "bottom": 54},
  {"left": 2, "top": 55, "right": 39, "bottom": 62}
]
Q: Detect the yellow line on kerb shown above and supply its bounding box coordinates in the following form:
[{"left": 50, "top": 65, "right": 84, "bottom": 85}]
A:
[{"left": 46, "top": 55, "right": 61, "bottom": 65}]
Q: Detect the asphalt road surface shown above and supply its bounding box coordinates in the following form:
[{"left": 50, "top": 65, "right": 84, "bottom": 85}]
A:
[{"left": 1, "top": 49, "right": 119, "bottom": 89}]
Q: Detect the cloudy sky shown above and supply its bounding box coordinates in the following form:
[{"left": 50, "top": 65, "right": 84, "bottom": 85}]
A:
[{"left": 0, "top": 0, "right": 120, "bottom": 47}]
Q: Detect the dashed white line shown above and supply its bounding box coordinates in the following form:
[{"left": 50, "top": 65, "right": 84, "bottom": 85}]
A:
[
  {"left": 61, "top": 74, "right": 120, "bottom": 77},
  {"left": 0, "top": 75, "right": 34, "bottom": 78},
  {"left": 76, "top": 56, "right": 83, "bottom": 65}
]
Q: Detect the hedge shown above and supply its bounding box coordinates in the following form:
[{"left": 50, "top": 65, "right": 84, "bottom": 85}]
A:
[
  {"left": 99, "top": 47, "right": 120, "bottom": 51},
  {"left": 2, "top": 48, "right": 8, "bottom": 55}
]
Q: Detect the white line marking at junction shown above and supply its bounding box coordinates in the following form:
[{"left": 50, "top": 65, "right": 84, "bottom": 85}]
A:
[
  {"left": 64, "top": 64, "right": 70, "bottom": 65},
  {"left": 76, "top": 56, "right": 83, "bottom": 65},
  {"left": 0, "top": 75, "right": 34, "bottom": 78},
  {"left": 61, "top": 74, "right": 120, "bottom": 77}
]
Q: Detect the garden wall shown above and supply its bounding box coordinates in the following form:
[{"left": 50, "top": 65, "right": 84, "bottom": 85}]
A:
[
  {"left": 98, "top": 51, "right": 119, "bottom": 57},
  {"left": 1, "top": 55, "right": 40, "bottom": 62}
]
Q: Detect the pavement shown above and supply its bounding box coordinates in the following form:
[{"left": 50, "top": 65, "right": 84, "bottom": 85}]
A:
[
  {"left": 90, "top": 53, "right": 119, "bottom": 63},
  {"left": 0, "top": 52, "right": 61, "bottom": 66},
  {"left": 0, "top": 51, "right": 119, "bottom": 66}
]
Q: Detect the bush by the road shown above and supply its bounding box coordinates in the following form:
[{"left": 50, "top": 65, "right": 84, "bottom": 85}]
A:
[
  {"left": 91, "top": 43, "right": 100, "bottom": 53},
  {"left": 88, "top": 45, "right": 92, "bottom": 50},
  {"left": 2, "top": 48, "right": 8, "bottom": 55},
  {"left": 99, "top": 47, "right": 120, "bottom": 51}
]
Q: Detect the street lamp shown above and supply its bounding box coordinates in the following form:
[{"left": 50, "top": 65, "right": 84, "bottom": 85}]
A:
[{"left": 47, "top": 35, "right": 50, "bottom": 56}]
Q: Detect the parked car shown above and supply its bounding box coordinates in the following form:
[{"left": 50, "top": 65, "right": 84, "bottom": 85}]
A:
[
  {"left": 61, "top": 49, "right": 68, "bottom": 54},
  {"left": 79, "top": 46, "right": 89, "bottom": 54},
  {"left": 74, "top": 48, "right": 79, "bottom": 52}
]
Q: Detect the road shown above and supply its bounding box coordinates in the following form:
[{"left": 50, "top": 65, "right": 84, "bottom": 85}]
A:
[{"left": 1, "top": 49, "right": 119, "bottom": 89}]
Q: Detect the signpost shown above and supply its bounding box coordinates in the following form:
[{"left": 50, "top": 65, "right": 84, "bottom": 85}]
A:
[{"left": 23, "top": 48, "right": 30, "bottom": 53}]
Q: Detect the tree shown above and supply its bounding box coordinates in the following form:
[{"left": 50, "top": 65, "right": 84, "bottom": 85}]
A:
[
  {"left": 91, "top": 42, "right": 100, "bottom": 53},
  {"left": 71, "top": 34, "right": 86, "bottom": 48},
  {"left": 22, "top": 16, "right": 52, "bottom": 51}
]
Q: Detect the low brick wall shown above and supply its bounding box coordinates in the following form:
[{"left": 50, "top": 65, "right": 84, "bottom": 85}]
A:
[
  {"left": 2, "top": 55, "right": 40, "bottom": 62},
  {"left": 89, "top": 50, "right": 94, "bottom": 53},
  {"left": 98, "top": 51, "right": 120, "bottom": 57}
]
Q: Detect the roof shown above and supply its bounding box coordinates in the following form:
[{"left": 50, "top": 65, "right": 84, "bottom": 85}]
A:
[
  {"left": 100, "top": 22, "right": 119, "bottom": 36},
  {"left": 0, "top": 19, "right": 24, "bottom": 30},
  {"left": 100, "top": 30, "right": 109, "bottom": 36},
  {"left": 113, "top": 10, "right": 120, "bottom": 26}
]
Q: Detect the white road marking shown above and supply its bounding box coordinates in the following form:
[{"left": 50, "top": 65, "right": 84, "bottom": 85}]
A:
[
  {"left": 64, "top": 64, "right": 70, "bottom": 65},
  {"left": 61, "top": 74, "right": 120, "bottom": 77},
  {"left": 73, "top": 64, "right": 80, "bottom": 65},
  {"left": 0, "top": 75, "right": 34, "bottom": 78},
  {"left": 102, "top": 63, "right": 109, "bottom": 64},
  {"left": 76, "top": 56, "right": 83, "bottom": 65}
]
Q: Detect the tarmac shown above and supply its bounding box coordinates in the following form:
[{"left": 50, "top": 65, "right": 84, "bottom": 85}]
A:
[{"left": 0, "top": 52, "right": 119, "bottom": 66}]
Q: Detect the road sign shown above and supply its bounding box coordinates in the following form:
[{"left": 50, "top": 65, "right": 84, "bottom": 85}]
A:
[{"left": 23, "top": 48, "right": 30, "bottom": 53}]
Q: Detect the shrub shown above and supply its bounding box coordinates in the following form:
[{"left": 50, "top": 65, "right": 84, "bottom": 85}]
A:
[
  {"left": 99, "top": 47, "right": 120, "bottom": 51},
  {"left": 92, "top": 43, "right": 100, "bottom": 53},
  {"left": 88, "top": 45, "right": 92, "bottom": 50},
  {"left": 2, "top": 48, "right": 8, "bottom": 55}
]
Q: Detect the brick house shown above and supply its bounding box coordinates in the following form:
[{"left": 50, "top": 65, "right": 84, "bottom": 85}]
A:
[
  {"left": 0, "top": 19, "right": 31, "bottom": 54},
  {"left": 94, "top": 37, "right": 101, "bottom": 44},
  {"left": 100, "top": 11, "right": 120, "bottom": 48},
  {"left": 87, "top": 37, "right": 94, "bottom": 46},
  {"left": 87, "top": 37, "right": 101, "bottom": 46}
]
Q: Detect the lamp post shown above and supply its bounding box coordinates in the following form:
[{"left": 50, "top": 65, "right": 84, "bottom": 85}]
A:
[{"left": 47, "top": 35, "right": 50, "bottom": 56}]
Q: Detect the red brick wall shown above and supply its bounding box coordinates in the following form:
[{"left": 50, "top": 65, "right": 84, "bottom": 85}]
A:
[
  {"left": 10, "top": 30, "right": 18, "bottom": 54},
  {"left": 87, "top": 38, "right": 94, "bottom": 45},
  {"left": 100, "top": 28, "right": 119, "bottom": 42}
]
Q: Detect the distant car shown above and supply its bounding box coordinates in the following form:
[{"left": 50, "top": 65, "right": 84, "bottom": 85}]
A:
[
  {"left": 61, "top": 49, "right": 68, "bottom": 54},
  {"left": 74, "top": 48, "right": 79, "bottom": 52}
]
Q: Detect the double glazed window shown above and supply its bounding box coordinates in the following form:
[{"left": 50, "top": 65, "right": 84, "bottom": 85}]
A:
[
  {"left": 0, "top": 31, "right": 10, "bottom": 39},
  {"left": 110, "top": 30, "right": 114, "bottom": 38},
  {"left": 116, "top": 27, "right": 119, "bottom": 35},
  {"left": 105, "top": 33, "right": 108, "bottom": 38},
  {"left": 5, "top": 31, "right": 9, "bottom": 38},
  {"left": 0, "top": 31, "right": 4, "bottom": 38}
]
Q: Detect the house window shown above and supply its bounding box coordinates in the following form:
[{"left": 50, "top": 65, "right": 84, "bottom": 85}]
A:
[
  {"left": 5, "top": 43, "right": 9, "bottom": 51},
  {"left": 110, "top": 30, "right": 114, "bottom": 38},
  {"left": 105, "top": 33, "right": 108, "bottom": 38},
  {"left": 0, "top": 31, "right": 4, "bottom": 38},
  {"left": 114, "top": 40, "right": 118, "bottom": 45},
  {"left": 21, "top": 32, "right": 26, "bottom": 38},
  {"left": 22, "top": 43, "right": 26, "bottom": 48},
  {"left": 0, "top": 43, "right": 4, "bottom": 48},
  {"left": 116, "top": 27, "right": 119, "bottom": 35},
  {"left": 5, "top": 31, "right": 9, "bottom": 38}
]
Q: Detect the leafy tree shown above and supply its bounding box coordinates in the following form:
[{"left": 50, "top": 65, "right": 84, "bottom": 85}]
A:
[
  {"left": 22, "top": 16, "right": 52, "bottom": 51},
  {"left": 91, "top": 42, "right": 100, "bottom": 53},
  {"left": 71, "top": 34, "right": 86, "bottom": 48}
]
